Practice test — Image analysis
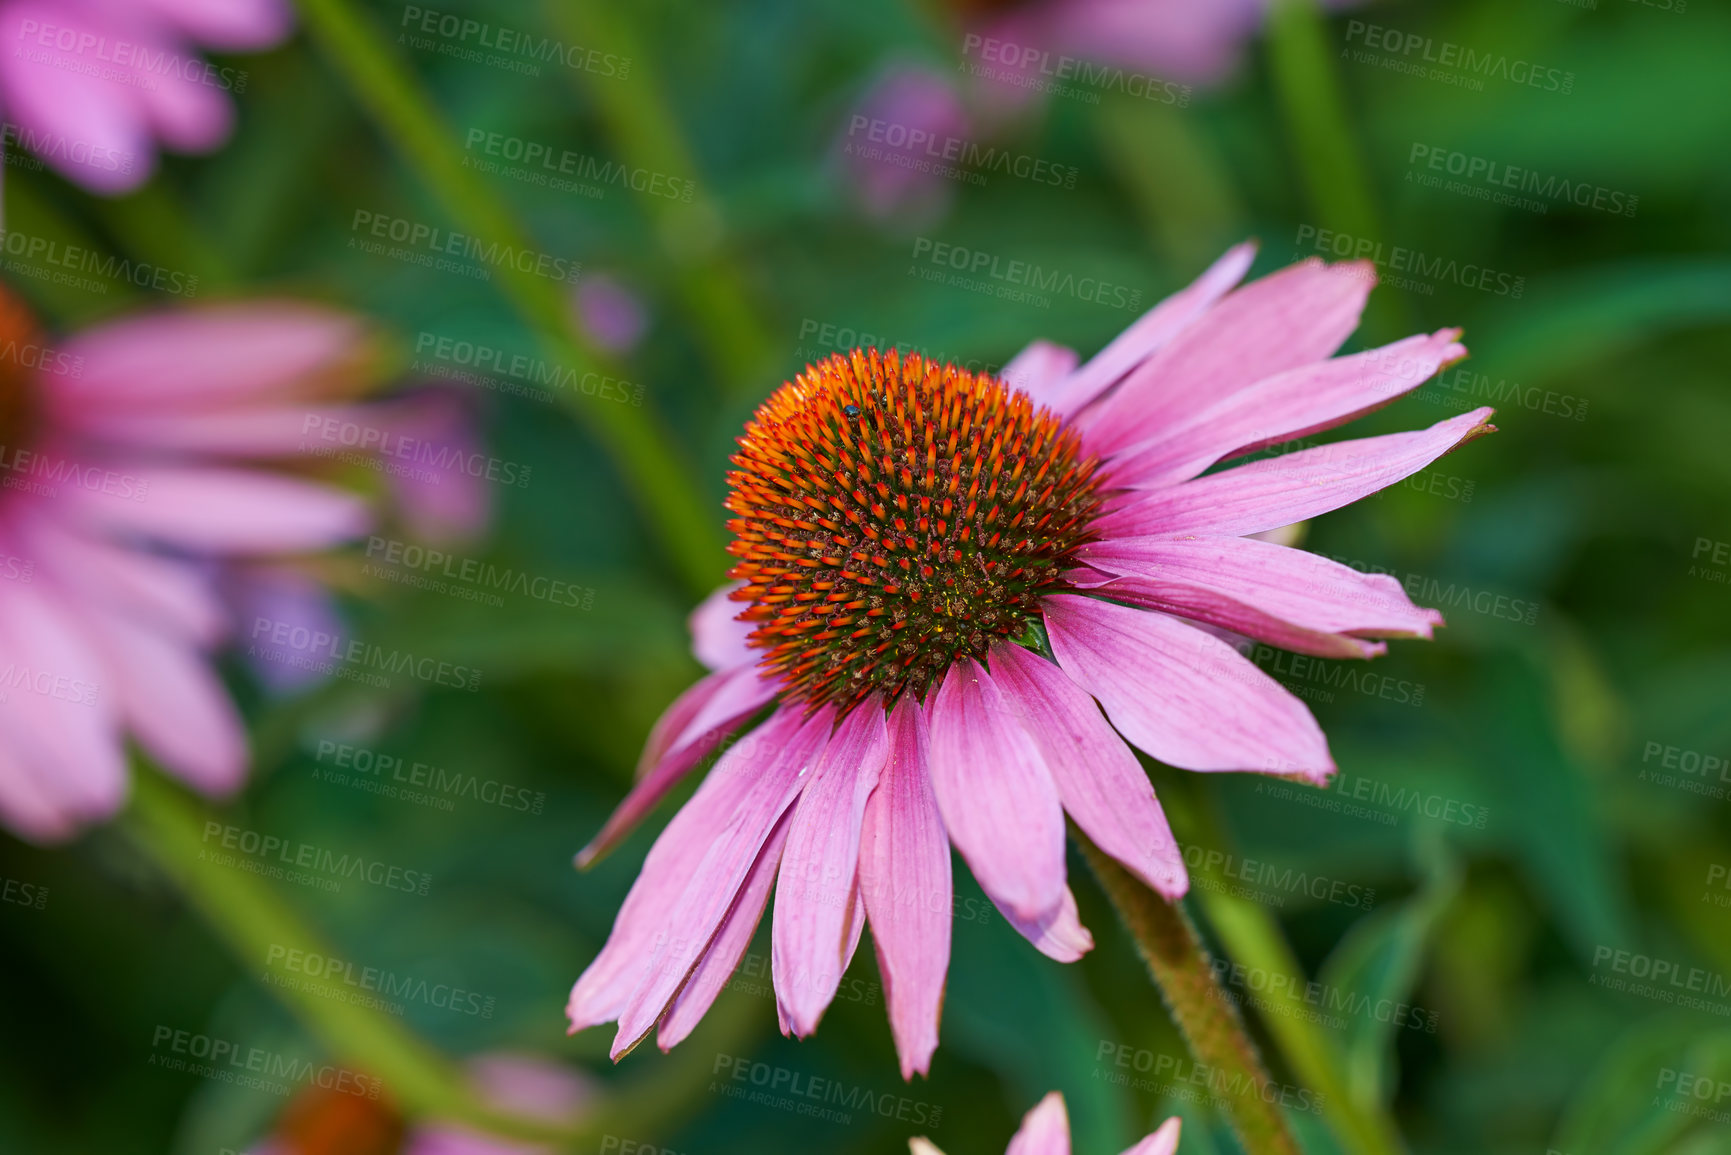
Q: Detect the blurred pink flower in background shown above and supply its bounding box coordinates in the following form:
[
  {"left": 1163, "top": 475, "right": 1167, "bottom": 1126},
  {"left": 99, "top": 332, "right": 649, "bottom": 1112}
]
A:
[
  {"left": 574, "top": 274, "right": 649, "bottom": 356},
  {"left": 964, "top": 0, "right": 1360, "bottom": 101},
  {"left": 837, "top": 62, "right": 973, "bottom": 224},
  {"left": 0, "top": 0, "right": 292, "bottom": 193},
  {"left": 250, "top": 1052, "right": 590, "bottom": 1155},
  {"left": 0, "top": 290, "right": 476, "bottom": 841},
  {"left": 913, "top": 1092, "right": 1180, "bottom": 1155}
]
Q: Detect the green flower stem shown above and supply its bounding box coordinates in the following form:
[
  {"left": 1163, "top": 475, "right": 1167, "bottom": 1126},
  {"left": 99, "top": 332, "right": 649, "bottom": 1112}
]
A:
[
  {"left": 1266, "top": 0, "right": 1379, "bottom": 242},
  {"left": 546, "top": 1, "right": 778, "bottom": 400},
  {"left": 1075, "top": 829, "right": 1302, "bottom": 1155},
  {"left": 293, "top": 0, "right": 723, "bottom": 595},
  {"left": 123, "top": 764, "right": 574, "bottom": 1145},
  {"left": 1179, "top": 787, "right": 1407, "bottom": 1155},
  {"left": 1093, "top": 93, "right": 1245, "bottom": 275}
]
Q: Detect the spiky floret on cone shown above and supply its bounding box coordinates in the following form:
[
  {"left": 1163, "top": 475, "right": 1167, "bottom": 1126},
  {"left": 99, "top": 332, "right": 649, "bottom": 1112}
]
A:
[{"left": 726, "top": 348, "right": 1103, "bottom": 711}]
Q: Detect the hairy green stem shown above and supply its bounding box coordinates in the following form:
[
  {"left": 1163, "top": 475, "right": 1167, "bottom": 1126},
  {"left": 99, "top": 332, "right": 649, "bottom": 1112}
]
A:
[
  {"left": 293, "top": 0, "right": 723, "bottom": 595},
  {"left": 1076, "top": 830, "right": 1302, "bottom": 1155},
  {"left": 1179, "top": 786, "right": 1407, "bottom": 1155}
]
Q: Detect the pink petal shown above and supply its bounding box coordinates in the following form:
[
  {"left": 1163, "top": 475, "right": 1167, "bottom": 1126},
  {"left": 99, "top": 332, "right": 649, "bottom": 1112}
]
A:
[
  {"left": 1081, "top": 258, "right": 1375, "bottom": 456},
  {"left": 689, "top": 583, "right": 755, "bottom": 672},
  {"left": 0, "top": 2, "right": 154, "bottom": 193},
  {"left": 64, "top": 466, "right": 369, "bottom": 553},
  {"left": 19, "top": 514, "right": 225, "bottom": 646},
  {"left": 0, "top": 583, "right": 126, "bottom": 824},
  {"left": 1120, "top": 1118, "right": 1182, "bottom": 1155},
  {"left": 991, "top": 885, "right": 1094, "bottom": 963},
  {"left": 48, "top": 404, "right": 364, "bottom": 460},
  {"left": 1001, "top": 340, "right": 1080, "bottom": 410},
  {"left": 0, "top": 738, "right": 79, "bottom": 842},
  {"left": 49, "top": 304, "right": 365, "bottom": 412},
  {"left": 577, "top": 663, "right": 779, "bottom": 867},
  {"left": 1055, "top": 242, "right": 1256, "bottom": 417},
  {"left": 611, "top": 710, "right": 837, "bottom": 1057},
  {"left": 1044, "top": 594, "right": 1334, "bottom": 782},
  {"left": 1078, "top": 534, "right": 1445, "bottom": 652},
  {"left": 772, "top": 703, "right": 889, "bottom": 1036},
  {"left": 859, "top": 696, "right": 950, "bottom": 1080},
  {"left": 1098, "top": 407, "right": 1498, "bottom": 540},
  {"left": 134, "top": 0, "right": 294, "bottom": 49},
  {"left": 133, "top": 42, "right": 233, "bottom": 153},
  {"left": 656, "top": 811, "right": 792, "bottom": 1051},
  {"left": 1107, "top": 328, "right": 1468, "bottom": 489},
  {"left": 989, "top": 642, "right": 1187, "bottom": 899},
  {"left": 567, "top": 707, "right": 807, "bottom": 1036},
  {"left": 1006, "top": 1092, "right": 1071, "bottom": 1155},
  {"left": 927, "top": 658, "right": 1066, "bottom": 924},
  {"left": 87, "top": 606, "right": 245, "bottom": 796}
]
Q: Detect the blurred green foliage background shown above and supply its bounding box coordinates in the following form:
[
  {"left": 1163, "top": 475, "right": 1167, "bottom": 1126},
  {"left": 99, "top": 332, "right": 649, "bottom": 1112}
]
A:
[{"left": 2, "top": 0, "right": 1729, "bottom": 1152}]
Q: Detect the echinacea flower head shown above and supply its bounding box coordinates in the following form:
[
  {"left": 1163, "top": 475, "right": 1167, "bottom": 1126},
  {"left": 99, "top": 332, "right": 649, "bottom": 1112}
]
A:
[
  {"left": 569, "top": 242, "right": 1493, "bottom": 1078},
  {"left": 0, "top": 290, "right": 397, "bottom": 840},
  {"left": 912, "top": 1092, "right": 1180, "bottom": 1155},
  {"left": 0, "top": 0, "right": 292, "bottom": 193},
  {"left": 838, "top": 62, "right": 973, "bottom": 223}
]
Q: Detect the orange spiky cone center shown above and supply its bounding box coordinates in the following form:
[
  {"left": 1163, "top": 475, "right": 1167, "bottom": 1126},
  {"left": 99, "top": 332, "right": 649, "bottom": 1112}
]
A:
[
  {"left": 274, "top": 1082, "right": 406, "bottom": 1155},
  {"left": 726, "top": 348, "right": 1103, "bottom": 711}
]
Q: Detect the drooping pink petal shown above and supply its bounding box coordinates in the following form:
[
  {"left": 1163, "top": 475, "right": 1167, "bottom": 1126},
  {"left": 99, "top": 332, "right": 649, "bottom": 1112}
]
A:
[
  {"left": 133, "top": 0, "right": 294, "bottom": 50},
  {"left": 64, "top": 466, "right": 370, "bottom": 553},
  {"left": 1001, "top": 340, "right": 1079, "bottom": 410},
  {"left": 988, "top": 642, "right": 1187, "bottom": 899},
  {"left": 1044, "top": 594, "right": 1334, "bottom": 782},
  {"left": 1120, "top": 1118, "right": 1183, "bottom": 1155},
  {"left": 86, "top": 607, "right": 245, "bottom": 796},
  {"left": 1077, "top": 534, "right": 1445, "bottom": 652},
  {"left": 1006, "top": 1091, "right": 1071, "bottom": 1155},
  {"left": 991, "top": 885, "right": 1094, "bottom": 963},
  {"left": 567, "top": 707, "right": 806, "bottom": 1035},
  {"left": 0, "top": 2, "right": 154, "bottom": 194},
  {"left": 689, "top": 583, "right": 755, "bottom": 672},
  {"left": 577, "top": 663, "right": 779, "bottom": 868},
  {"left": 859, "top": 696, "right": 949, "bottom": 1080},
  {"left": 772, "top": 702, "right": 889, "bottom": 1036},
  {"left": 48, "top": 304, "right": 365, "bottom": 412},
  {"left": 1106, "top": 328, "right": 1467, "bottom": 489},
  {"left": 132, "top": 39, "right": 234, "bottom": 153},
  {"left": 927, "top": 658, "right": 1067, "bottom": 924},
  {"left": 1097, "top": 407, "right": 1497, "bottom": 540},
  {"left": 1081, "top": 258, "right": 1375, "bottom": 455},
  {"left": 0, "top": 583, "right": 126, "bottom": 823},
  {"left": 19, "top": 514, "right": 225, "bottom": 646},
  {"left": 611, "top": 711, "right": 837, "bottom": 1057},
  {"left": 1052, "top": 242, "right": 1256, "bottom": 417},
  {"left": 657, "top": 811, "right": 792, "bottom": 1051},
  {"left": 0, "top": 739, "right": 77, "bottom": 843},
  {"left": 51, "top": 404, "right": 365, "bottom": 460}
]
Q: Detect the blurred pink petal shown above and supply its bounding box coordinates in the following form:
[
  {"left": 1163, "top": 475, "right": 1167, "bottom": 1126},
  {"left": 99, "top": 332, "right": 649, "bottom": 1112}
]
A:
[
  {"left": 839, "top": 63, "right": 973, "bottom": 223},
  {"left": 0, "top": 0, "right": 291, "bottom": 193},
  {"left": 574, "top": 275, "right": 649, "bottom": 355}
]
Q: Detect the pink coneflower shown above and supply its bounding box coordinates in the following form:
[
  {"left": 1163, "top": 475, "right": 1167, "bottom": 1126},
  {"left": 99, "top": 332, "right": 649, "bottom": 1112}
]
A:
[
  {"left": 913, "top": 1092, "right": 1179, "bottom": 1155},
  {"left": 0, "top": 291, "right": 385, "bottom": 840},
  {"left": 568, "top": 242, "right": 1492, "bottom": 1078},
  {"left": 0, "top": 0, "right": 292, "bottom": 194},
  {"left": 965, "top": 0, "right": 1360, "bottom": 97},
  {"left": 838, "top": 62, "right": 974, "bottom": 223}
]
